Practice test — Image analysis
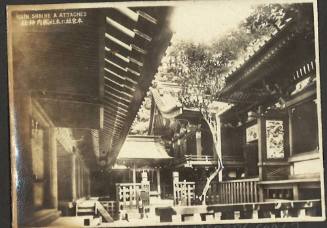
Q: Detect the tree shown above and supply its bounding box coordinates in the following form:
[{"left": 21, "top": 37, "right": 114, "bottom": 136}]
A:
[
  {"left": 153, "top": 3, "right": 309, "bottom": 205},
  {"left": 155, "top": 3, "right": 307, "bottom": 111}
]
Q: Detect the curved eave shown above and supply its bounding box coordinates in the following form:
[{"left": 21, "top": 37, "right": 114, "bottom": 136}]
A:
[
  {"left": 101, "top": 7, "right": 174, "bottom": 166},
  {"left": 217, "top": 19, "right": 298, "bottom": 100},
  {"left": 151, "top": 88, "right": 182, "bottom": 119}
]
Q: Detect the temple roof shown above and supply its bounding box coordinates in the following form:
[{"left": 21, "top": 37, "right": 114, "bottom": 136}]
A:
[
  {"left": 150, "top": 86, "right": 182, "bottom": 119},
  {"left": 117, "top": 135, "right": 172, "bottom": 160},
  {"left": 217, "top": 15, "right": 315, "bottom": 105}
]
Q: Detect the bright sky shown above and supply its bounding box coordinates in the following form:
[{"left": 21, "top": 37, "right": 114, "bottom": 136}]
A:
[{"left": 170, "top": 1, "right": 255, "bottom": 44}]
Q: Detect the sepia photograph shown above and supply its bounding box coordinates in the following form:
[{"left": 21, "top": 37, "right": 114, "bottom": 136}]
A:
[{"left": 7, "top": 0, "right": 326, "bottom": 227}]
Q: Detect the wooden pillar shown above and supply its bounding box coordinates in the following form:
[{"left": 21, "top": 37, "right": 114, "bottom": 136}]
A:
[
  {"left": 81, "top": 164, "right": 84, "bottom": 197},
  {"left": 76, "top": 158, "right": 80, "bottom": 199},
  {"left": 196, "top": 126, "right": 202, "bottom": 157},
  {"left": 132, "top": 163, "right": 136, "bottom": 184},
  {"left": 288, "top": 109, "right": 294, "bottom": 157},
  {"left": 173, "top": 171, "right": 179, "bottom": 183},
  {"left": 86, "top": 169, "right": 91, "bottom": 197},
  {"left": 132, "top": 163, "right": 137, "bottom": 204},
  {"left": 257, "top": 106, "right": 265, "bottom": 202},
  {"left": 157, "top": 168, "right": 161, "bottom": 198},
  {"left": 215, "top": 114, "right": 223, "bottom": 182},
  {"left": 48, "top": 128, "right": 58, "bottom": 208},
  {"left": 172, "top": 172, "right": 179, "bottom": 205},
  {"left": 293, "top": 184, "right": 299, "bottom": 200},
  {"left": 141, "top": 171, "right": 148, "bottom": 182},
  {"left": 14, "top": 92, "right": 33, "bottom": 223},
  {"left": 78, "top": 159, "right": 82, "bottom": 198},
  {"left": 71, "top": 153, "right": 77, "bottom": 200}
]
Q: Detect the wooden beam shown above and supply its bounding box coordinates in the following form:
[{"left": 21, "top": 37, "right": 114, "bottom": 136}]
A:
[
  {"left": 105, "top": 107, "right": 128, "bottom": 118},
  {"left": 104, "top": 120, "right": 123, "bottom": 129},
  {"left": 104, "top": 84, "right": 133, "bottom": 98},
  {"left": 103, "top": 101, "right": 128, "bottom": 113},
  {"left": 106, "top": 16, "right": 135, "bottom": 38},
  {"left": 103, "top": 114, "right": 125, "bottom": 123},
  {"left": 116, "top": 7, "right": 139, "bottom": 22},
  {"left": 105, "top": 46, "right": 143, "bottom": 67},
  {"left": 104, "top": 90, "right": 131, "bottom": 103},
  {"left": 104, "top": 113, "right": 126, "bottom": 123},
  {"left": 104, "top": 67, "right": 137, "bottom": 85},
  {"left": 103, "top": 96, "right": 130, "bottom": 109}
]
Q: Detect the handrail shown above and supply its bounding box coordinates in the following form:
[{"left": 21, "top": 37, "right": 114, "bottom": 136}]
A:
[
  {"left": 184, "top": 155, "right": 215, "bottom": 159},
  {"left": 183, "top": 155, "right": 216, "bottom": 161},
  {"left": 115, "top": 182, "right": 142, "bottom": 186},
  {"left": 175, "top": 181, "right": 196, "bottom": 185},
  {"left": 221, "top": 178, "right": 259, "bottom": 183}
]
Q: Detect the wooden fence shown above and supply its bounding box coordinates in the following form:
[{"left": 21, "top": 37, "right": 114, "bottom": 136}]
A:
[
  {"left": 219, "top": 178, "right": 259, "bottom": 204},
  {"left": 116, "top": 182, "right": 150, "bottom": 209},
  {"left": 173, "top": 181, "right": 195, "bottom": 206}
]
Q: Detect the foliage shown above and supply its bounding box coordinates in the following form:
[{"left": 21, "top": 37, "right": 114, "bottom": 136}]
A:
[
  {"left": 155, "top": 3, "right": 306, "bottom": 111},
  {"left": 130, "top": 3, "right": 308, "bottom": 135}
]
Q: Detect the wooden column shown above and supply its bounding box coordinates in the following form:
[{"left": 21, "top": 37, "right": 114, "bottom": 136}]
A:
[
  {"left": 157, "top": 168, "right": 161, "bottom": 198},
  {"left": 288, "top": 109, "right": 294, "bottom": 157},
  {"left": 172, "top": 172, "right": 179, "bottom": 205},
  {"left": 215, "top": 114, "right": 223, "bottom": 182},
  {"left": 293, "top": 184, "right": 299, "bottom": 200},
  {"left": 14, "top": 92, "right": 33, "bottom": 222},
  {"left": 132, "top": 163, "right": 137, "bottom": 203},
  {"left": 132, "top": 163, "right": 136, "bottom": 183},
  {"left": 288, "top": 108, "right": 295, "bottom": 177},
  {"left": 257, "top": 106, "right": 265, "bottom": 202},
  {"left": 196, "top": 127, "right": 202, "bottom": 157},
  {"left": 48, "top": 128, "right": 58, "bottom": 208},
  {"left": 141, "top": 171, "right": 148, "bottom": 182},
  {"left": 71, "top": 153, "right": 77, "bottom": 200},
  {"left": 86, "top": 169, "right": 90, "bottom": 197},
  {"left": 81, "top": 164, "right": 84, "bottom": 197}
]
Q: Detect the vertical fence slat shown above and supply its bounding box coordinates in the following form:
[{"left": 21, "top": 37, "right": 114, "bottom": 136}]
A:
[
  {"left": 250, "top": 182, "right": 255, "bottom": 202},
  {"left": 218, "top": 178, "right": 259, "bottom": 204},
  {"left": 254, "top": 181, "right": 258, "bottom": 202}
]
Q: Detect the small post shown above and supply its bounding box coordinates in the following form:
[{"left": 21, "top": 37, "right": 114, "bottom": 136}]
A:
[
  {"left": 214, "top": 212, "right": 222, "bottom": 220},
  {"left": 172, "top": 172, "right": 179, "bottom": 205},
  {"left": 173, "top": 172, "right": 179, "bottom": 183},
  {"left": 234, "top": 211, "right": 241, "bottom": 220},
  {"left": 252, "top": 210, "right": 259, "bottom": 219}
]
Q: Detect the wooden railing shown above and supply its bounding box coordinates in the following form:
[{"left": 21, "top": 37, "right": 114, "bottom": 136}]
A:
[
  {"left": 219, "top": 178, "right": 259, "bottom": 204},
  {"left": 185, "top": 154, "right": 215, "bottom": 161},
  {"left": 173, "top": 181, "right": 195, "bottom": 206},
  {"left": 176, "top": 155, "right": 216, "bottom": 165},
  {"left": 116, "top": 182, "right": 150, "bottom": 209}
]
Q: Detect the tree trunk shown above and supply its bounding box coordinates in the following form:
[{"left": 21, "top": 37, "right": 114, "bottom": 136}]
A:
[{"left": 200, "top": 114, "right": 224, "bottom": 205}]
